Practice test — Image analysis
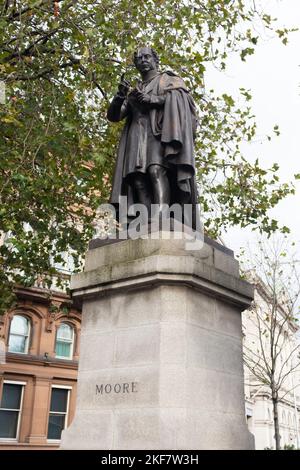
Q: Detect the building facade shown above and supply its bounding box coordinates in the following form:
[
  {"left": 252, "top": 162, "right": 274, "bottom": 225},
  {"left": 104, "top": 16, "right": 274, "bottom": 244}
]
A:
[
  {"left": 243, "top": 279, "right": 300, "bottom": 449},
  {"left": 0, "top": 286, "right": 81, "bottom": 449}
]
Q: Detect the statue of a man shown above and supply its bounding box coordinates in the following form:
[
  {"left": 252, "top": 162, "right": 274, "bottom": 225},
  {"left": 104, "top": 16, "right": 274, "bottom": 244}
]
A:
[{"left": 107, "top": 46, "right": 199, "bottom": 229}]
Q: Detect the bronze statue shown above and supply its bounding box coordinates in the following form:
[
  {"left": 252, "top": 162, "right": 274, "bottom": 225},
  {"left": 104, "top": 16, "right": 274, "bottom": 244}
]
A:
[{"left": 107, "top": 46, "right": 199, "bottom": 229}]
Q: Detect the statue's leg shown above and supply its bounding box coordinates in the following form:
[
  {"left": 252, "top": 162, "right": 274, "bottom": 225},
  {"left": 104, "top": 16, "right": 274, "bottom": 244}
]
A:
[
  {"left": 148, "top": 164, "right": 171, "bottom": 209},
  {"left": 132, "top": 173, "right": 151, "bottom": 209}
]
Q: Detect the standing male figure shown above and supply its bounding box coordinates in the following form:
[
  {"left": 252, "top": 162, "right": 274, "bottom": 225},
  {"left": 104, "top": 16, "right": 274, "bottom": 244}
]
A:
[{"left": 107, "top": 46, "right": 199, "bottom": 229}]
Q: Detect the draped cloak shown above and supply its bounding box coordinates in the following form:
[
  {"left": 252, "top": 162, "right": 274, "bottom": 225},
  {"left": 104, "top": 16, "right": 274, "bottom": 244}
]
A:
[{"left": 108, "top": 71, "right": 200, "bottom": 229}]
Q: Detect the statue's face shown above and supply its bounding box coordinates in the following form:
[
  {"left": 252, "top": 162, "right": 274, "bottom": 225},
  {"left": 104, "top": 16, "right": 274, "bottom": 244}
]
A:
[{"left": 134, "top": 47, "right": 157, "bottom": 74}]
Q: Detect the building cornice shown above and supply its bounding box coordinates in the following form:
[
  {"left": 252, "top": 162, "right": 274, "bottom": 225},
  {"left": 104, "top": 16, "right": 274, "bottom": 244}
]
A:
[
  {"left": 6, "top": 352, "right": 78, "bottom": 370},
  {"left": 14, "top": 285, "right": 73, "bottom": 306}
]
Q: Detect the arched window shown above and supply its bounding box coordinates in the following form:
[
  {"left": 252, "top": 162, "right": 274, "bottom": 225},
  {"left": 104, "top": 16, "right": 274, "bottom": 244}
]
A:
[
  {"left": 55, "top": 323, "right": 74, "bottom": 359},
  {"left": 8, "top": 315, "right": 31, "bottom": 354}
]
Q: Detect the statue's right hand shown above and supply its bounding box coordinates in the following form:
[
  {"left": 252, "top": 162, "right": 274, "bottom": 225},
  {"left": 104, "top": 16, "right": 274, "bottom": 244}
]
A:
[{"left": 117, "top": 79, "right": 130, "bottom": 97}]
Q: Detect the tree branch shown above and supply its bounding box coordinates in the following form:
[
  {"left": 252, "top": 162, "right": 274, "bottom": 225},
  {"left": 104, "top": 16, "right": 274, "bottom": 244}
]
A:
[{"left": 6, "top": 0, "right": 66, "bottom": 22}]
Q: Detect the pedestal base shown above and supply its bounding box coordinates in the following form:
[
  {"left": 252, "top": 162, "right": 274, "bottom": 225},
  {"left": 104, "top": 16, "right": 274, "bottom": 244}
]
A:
[{"left": 61, "top": 234, "right": 254, "bottom": 449}]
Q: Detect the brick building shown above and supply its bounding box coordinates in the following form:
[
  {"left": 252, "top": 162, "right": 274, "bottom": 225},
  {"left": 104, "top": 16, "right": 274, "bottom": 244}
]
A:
[{"left": 0, "top": 285, "right": 81, "bottom": 449}]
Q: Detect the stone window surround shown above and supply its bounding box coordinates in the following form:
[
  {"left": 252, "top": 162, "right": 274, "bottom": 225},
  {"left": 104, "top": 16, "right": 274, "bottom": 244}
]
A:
[
  {"left": 55, "top": 323, "right": 75, "bottom": 360},
  {"left": 0, "top": 380, "right": 26, "bottom": 442},
  {"left": 7, "top": 315, "right": 31, "bottom": 355},
  {"left": 5, "top": 308, "right": 43, "bottom": 355},
  {"left": 47, "top": 384, "right": 72, "bottom": 443}
]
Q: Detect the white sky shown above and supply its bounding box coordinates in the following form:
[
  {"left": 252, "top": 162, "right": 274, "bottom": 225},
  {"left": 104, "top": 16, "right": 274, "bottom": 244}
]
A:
[{"left": 205, "top": 0, "right": 300, "bottom": 255}]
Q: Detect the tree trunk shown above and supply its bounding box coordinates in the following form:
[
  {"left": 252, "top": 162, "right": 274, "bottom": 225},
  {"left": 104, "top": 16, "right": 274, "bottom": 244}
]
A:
[{"left": 272, "top": 395, "right": 281, "bottom": 450}]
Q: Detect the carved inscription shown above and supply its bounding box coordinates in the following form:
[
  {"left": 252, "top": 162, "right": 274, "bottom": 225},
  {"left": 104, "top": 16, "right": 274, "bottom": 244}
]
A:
[{"left": 96, "top": 382, "right": 138, "bottom": 395}]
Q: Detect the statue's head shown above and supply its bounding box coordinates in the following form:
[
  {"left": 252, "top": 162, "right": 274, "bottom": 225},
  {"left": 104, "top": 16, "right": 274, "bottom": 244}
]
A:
[{"left": 133, "top": 47, "right": 159, "bottom": 74}]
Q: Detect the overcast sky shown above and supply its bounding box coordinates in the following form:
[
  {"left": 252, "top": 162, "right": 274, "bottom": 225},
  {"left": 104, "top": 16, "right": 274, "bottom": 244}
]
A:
[{"left": 205, "top": 0, "right": 300, "bottom": 255}]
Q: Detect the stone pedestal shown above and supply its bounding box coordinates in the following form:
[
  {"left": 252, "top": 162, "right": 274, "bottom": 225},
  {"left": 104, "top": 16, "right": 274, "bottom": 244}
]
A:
[{"left": 60, "top": 233, "right": 254, "bottom": 449}]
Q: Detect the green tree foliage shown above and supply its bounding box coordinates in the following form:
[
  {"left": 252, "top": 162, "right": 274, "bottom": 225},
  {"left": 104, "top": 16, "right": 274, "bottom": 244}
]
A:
[{"left": 0, "top": 0, "right": 297, "bottom": 312}]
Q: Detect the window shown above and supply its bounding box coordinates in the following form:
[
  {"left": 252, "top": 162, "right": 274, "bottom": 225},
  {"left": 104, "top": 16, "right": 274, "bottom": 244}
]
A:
[
  {"left": 8, "top": 315, "right": 30, "bottom": 354},
  {"left": 0, "top": 382, "right": 25, "bottom": 440},
  {"left": 55, "top": 323, "right": 74, "bottom": 359},
  {"left": 47, "top": 387, "right": 70, "bottom": 440}
]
